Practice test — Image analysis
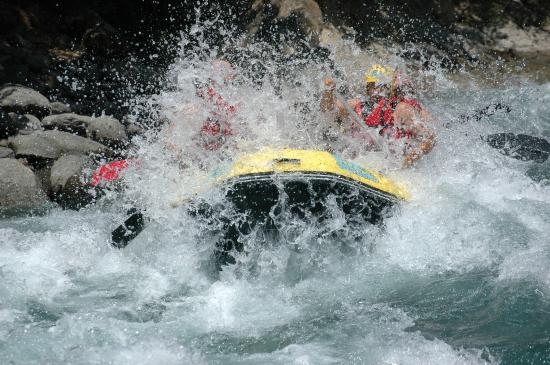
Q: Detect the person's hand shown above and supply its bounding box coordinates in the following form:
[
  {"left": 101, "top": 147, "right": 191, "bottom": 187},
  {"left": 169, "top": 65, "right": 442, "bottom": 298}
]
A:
[
  {"left": 402, "top": 153, "right": 416, "bottom": 168},
  {"left": 402, "top": 149, "right": 421, "bottom": 168},
  {"left": 347, "top": 98, "right": 359, "bottom": 108},
  {"left": 323, "top": 77, "right": 336, "bottom": 91}
]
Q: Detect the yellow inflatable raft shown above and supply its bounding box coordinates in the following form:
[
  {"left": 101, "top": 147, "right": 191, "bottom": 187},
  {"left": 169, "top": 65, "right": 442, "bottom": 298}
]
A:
[{"left": 206, "top": 148, "right": 409, "bottom": 225}]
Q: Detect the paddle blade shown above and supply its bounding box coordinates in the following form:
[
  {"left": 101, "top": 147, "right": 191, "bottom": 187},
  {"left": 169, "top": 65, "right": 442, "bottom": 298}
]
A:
[
  {"left": 111, "top": 209, "right": 146, "bottom": 248},
  {"left": 485, "top": 133, "right": 550, "bottom": 163}
]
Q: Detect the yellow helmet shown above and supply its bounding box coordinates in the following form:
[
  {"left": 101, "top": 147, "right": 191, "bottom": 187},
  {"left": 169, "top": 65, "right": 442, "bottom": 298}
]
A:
[{"left": 364, "top": 64, "right": 390, "bottom": 85}]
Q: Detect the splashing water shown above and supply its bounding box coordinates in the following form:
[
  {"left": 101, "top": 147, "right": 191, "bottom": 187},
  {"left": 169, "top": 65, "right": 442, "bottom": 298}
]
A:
[{"left": 1, "top": 19, "right": 550, "bottom": 365}]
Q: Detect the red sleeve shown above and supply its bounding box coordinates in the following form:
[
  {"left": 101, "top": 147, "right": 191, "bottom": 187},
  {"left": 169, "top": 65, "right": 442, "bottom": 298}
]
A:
[
  {"left": 90, "top": 160, "right": 130, "bottom": 186},
  {"left": 365, "top": 99, "right": 385, "bottom": 127}
]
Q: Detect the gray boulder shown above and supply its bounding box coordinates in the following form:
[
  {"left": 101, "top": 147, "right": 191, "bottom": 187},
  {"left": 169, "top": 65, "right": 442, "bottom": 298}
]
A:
[
  {"left": 122, "top": 115, "right": 146, "bottom": 138},
  {"left": 488, "top": 22, "right": 550, "bottom": 57},
  {"left": 0, "top": 158, "right": 47, "bottom": 211},
  {"left": 125, "top": 123, "right": 145, "bottom": 138},
  {"left": 2, "top": 112, "right": 42, "bottom": 137},
  {"left": 42, "top": 113, "right": 128, "bottom": 147},
  {"left": 87, "top": 116, "right": 128, "bottom": 146},
  {"left": 0, "top": 86, "right": 51, "bottom": 117},
  {"left": 50, "top": 154, "right": 98, "bottom": 209},
  {"left": 0, "top": 146, "right": 14, "bottom": 158},
  {"left": 8, "top": 130, "right": 112, "bottom": 166},
  {"left": 1, "top": 109, "right": 26, "bottom": 138},
  {"left": 9, "top": 132, "right": 59, "bottom": 160},
  {"left": 49, "top": 102, "right": 71, "bottom": 115},
  {"left": 247, "top": 0, "right": 326, "bottom": 48},
  {"left": 42, "top": 113, "right": 90, "bottom": 136},
  {"left": 4, "top": 113, "right": 43, "bottom": 136},
  {"left": 21, "top": 114, "right": 42, "bottom": 132}
]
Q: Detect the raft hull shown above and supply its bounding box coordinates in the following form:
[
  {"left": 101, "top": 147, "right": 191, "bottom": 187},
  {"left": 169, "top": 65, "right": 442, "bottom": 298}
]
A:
[
  {"left": 191, "top": 149, "right": 409, "bottom": 268},
  {"left": 222, "top": 172, "right": 399, "bottom": 225}
]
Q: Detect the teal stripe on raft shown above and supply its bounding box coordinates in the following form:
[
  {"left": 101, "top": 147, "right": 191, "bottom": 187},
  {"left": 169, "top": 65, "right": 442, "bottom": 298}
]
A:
[{"left": 333, "top": 154, "right": 379, "bottom": 183}]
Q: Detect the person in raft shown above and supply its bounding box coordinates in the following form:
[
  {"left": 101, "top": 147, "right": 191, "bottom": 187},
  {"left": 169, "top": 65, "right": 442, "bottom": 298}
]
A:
[
  {"left": 91, "top": 59, "right": 241, "bottom": 187},
  {"left": 163, "top": 58, "right": 240, "bottom": 156},
  {"left": 193, "top": 59, "right": 239, "bottom": 151},
  {"left": 320, "top": 64, "right": 435, "bottom": 167}
]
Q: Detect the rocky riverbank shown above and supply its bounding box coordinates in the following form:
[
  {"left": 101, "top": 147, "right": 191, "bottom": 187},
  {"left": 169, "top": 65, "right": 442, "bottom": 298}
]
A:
[
  {"left": 0, "top": 85, "right": 137, "bottom": 214},
  {"left": 1, "top": 0, "right": 550, "bottom": 214}
]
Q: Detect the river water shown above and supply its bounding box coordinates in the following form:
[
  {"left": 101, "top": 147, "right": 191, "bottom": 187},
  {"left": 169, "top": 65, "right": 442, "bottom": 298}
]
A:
[{"left": 1, "top": 25, "right": 550, "bottom": 365}]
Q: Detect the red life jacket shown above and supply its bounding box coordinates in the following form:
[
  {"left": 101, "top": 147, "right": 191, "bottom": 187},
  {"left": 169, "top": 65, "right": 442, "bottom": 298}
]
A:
[
  {"left": 356, "top": 96, "right": 422, "bottom": 140},
  {"left": 89, "top": 159, "right": 141, "bottom": 186},
  {"left": 205, "top": 86, "right": 237, "bottom": 115},
  {"left": 363, "top": 97, "right": 395, "bottom": 127},
  {"left": 198, "top": 84, "right": 238, "bottom": 150},
  {"left": 200, "top": 118, "right": 233, "bottom": 151}
]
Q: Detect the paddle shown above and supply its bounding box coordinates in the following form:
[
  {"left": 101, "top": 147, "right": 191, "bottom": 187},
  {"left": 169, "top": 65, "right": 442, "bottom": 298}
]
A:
[
  {"left": 85, "top": 160, "right": 149, "bottom": 248},
  {"left": 111, "top": 208, "right": 147, "bottom": 248},
  {"left": 483, "top": 133, "right": 550, "bottom": 163},
  {"left": 449, "top": 102, "right": 549, "bottom": 163}
]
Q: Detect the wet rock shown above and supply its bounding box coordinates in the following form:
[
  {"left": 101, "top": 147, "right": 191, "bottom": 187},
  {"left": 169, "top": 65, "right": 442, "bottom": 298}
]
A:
[
  {"left": 0, "top": 158, "right": 47, "bottom": 211},
  {"left": 0, "top": 146, "right": 14, "bottom": 158},
  {"left": 49, "top": 154, "right": 97, "bottom": 209},
  {"left": 4, "top": 113, "right": 42, "bottom": 136},
  {"left": 49, "top": 101, "right": 71, "bottom": 115},
  {"left": 21, "top": 114, "right": 42, "bottom": 132},
  {"left": 81, "top": 27, "right": 114, "bottom": 56},
  {"left": 34, "top": 166, "right": 52, "bottom": 197},
  {"left": 8, "top": 130, "right": 111, "bottom": 168},
  {"left": 276, "top": 0, "right": 324, "bottom": 34},
  {"left": 0, "top": 86, "right": 51, "bottom": 118},
  {"left": 42, "top": 113, "right": 128, "bottom": 147},
  {"left": 247, "top": 0, "right": 327, "bottom": 48},
  {"left": 125, "top": 123, "right": 145, "bottom": 138},
  {"left": 9, "top": 132, "right": 59, "bottom": 161},
  {"left": 0, "top": 109, "right": 25, "bottom": 138},
  {"left": 87, "top": 116, "right": 128, "bottom": 147},
  {"left": 122, "top": 115, "right": 146, "bottom": 137},
  {"left": 41, "top": 113, "right": 90, "bottom": 136},
  {"left": 488, "top": 21, "right": 550, "bottom": 56}
]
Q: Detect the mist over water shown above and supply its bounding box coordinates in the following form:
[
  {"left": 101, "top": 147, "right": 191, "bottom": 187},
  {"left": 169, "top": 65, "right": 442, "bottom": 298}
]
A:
[{"left": 2, "top": 19, "right": 550, "bottom": 365}]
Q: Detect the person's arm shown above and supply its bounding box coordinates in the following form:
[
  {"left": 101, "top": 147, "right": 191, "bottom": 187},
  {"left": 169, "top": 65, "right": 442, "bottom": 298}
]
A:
[
  {"left": 320, "top": 77, "right": 337, "bottom": 112},
  {"left": 402, "top": 125, "right": 435, "bottom": 168},
  {"left": 420, "top": 108, "right": 431, "bottom": 123},
  {"left": 320, "top": 77, "right": 363, "bottom": 123}
]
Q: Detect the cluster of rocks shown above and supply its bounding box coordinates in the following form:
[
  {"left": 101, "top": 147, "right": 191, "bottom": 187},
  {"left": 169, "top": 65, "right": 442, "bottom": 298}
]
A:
[
  {"left": 0, "top": 85, "right": 139, "bottom": 214},
  {"left": 0, "top": 0, "right": 180, "bottom": 122},
  {"left": 246, "top": 0, "right": 550, "bottom": 72}
]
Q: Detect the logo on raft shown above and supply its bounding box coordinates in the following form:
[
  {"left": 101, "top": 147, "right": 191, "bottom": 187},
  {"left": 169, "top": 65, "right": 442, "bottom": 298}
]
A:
[{"left": 332, "top": 154, "right": 379, "bottom": 183}]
